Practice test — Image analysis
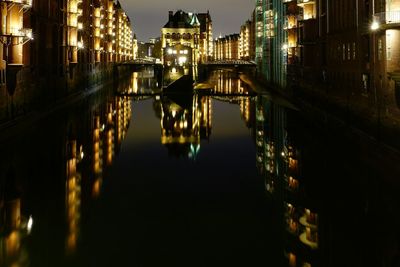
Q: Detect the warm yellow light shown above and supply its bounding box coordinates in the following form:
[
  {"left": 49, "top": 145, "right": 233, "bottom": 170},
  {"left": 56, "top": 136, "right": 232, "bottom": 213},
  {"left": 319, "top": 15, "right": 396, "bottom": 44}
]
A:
[{"left": 371, "top": 21, "right": 380, "bottom": 31}]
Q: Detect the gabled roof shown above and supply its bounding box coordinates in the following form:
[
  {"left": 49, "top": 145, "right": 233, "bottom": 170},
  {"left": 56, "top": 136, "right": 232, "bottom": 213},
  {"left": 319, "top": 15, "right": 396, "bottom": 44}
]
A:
[{"left": 163, "top": 10, "right": 193, "bottom": 29}]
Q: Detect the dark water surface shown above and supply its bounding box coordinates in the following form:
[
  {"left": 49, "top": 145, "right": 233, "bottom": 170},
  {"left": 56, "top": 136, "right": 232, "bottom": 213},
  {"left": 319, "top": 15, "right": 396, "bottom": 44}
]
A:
[{"left": 1, "top": 69, "right": 399, "bottom": 267}]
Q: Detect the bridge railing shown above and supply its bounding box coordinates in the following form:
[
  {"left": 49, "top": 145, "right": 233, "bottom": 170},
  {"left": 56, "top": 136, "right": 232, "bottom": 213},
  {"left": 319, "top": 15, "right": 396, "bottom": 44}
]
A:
[{"left": 202, "top": 60, "right": 256, "bottom": 66}]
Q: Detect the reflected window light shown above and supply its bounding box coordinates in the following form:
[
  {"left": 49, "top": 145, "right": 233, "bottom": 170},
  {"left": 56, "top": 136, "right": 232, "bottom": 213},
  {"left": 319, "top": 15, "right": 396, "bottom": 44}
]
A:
[
  {"left": 27, "top": 215, "right": 33, "bottom": 234},
  {"left": 178, "top": 56, "right": 187, "bottom": 65},
  {"left": 77, "top": 41, "right": 84, "bottom": 49}
]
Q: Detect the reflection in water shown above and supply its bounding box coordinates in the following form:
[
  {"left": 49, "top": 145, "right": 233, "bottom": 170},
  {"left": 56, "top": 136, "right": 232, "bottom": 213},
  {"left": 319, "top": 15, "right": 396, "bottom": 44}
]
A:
[
  {"left": 158, "top": 94, "right": 211, "bottom": 159},
  {"left": 257, "top": 97, "right": 319, "bottom": 266},
  {"left": 0, "top": 69, "right": 399, "bottom": 266},
  {"left": 64, "top": 90, "right": 133, "bottom": 255},
  {"left": 0, "top": 172, "right": 30, "bottom": 267},
  {"left": 66, "top": 140, "right": 81, "bottom": 253}
]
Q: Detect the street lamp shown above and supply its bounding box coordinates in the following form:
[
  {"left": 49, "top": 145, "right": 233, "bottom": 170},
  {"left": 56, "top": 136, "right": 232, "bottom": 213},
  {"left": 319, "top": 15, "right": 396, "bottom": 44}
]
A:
[{"left": 371, "top": 20, "right": 380, "bottom": 31}]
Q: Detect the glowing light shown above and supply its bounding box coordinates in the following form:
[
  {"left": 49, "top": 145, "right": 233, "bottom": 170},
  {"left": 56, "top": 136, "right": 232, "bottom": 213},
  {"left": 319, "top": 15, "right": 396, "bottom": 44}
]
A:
[
  {"left": 77, "top": 41, "right": 84, "bottom": 49},
  {"left": 27, "top": 216, "right": 33, "bottom": 234},
  {"left": 26, "top": 31, "right": 33, "bottom": 40},
  {"left": 178, "top": 56, "right": 187, "bottom": 65},
  {"left": 371, "top": 21, "right": 380, "bottom": 31},
  {"left": 167, "top": 48, "right": 173, "bottom": 55}
]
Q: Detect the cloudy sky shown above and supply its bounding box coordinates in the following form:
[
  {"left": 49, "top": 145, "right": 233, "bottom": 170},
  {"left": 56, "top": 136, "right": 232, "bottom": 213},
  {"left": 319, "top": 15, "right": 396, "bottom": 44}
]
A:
[{"left": 121, "top": 0, "right": 254, "bottom": 42}]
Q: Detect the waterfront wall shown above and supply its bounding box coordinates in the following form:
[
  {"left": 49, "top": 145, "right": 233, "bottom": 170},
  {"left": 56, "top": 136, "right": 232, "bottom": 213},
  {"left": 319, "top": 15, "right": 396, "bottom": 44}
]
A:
[{"left": 0, "top": 63, "right": 134, "bottom": 124}]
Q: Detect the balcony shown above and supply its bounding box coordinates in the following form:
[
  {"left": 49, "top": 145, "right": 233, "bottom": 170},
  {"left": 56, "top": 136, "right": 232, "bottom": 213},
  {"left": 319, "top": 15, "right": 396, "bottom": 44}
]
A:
[
  {"left": 374, "top": 11, "right": 400, "bottom": 28},
  {"left": 297, "top": 0, "right": 315, "bottom": 5},
  {"left": 1, "top": 27, "right": 32, "bottom": 38},
  {"left": 0, "top": 0, "right": 32, "bottom": 7}
]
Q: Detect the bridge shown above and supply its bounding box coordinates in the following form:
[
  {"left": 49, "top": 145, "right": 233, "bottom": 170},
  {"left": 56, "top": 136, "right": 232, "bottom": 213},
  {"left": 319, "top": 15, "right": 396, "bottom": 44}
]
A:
[
  {"left": 201, "top": 60, "right": 256, "bottom": 67},
  {"left": 117, "top": 91, "right": 254, "bottom": 97},
  {"left": 198, "top": 60, "right": 257, "bottom": 79},
  {"left": 119, "top": 58, "right": 163, "bottom": 66}
]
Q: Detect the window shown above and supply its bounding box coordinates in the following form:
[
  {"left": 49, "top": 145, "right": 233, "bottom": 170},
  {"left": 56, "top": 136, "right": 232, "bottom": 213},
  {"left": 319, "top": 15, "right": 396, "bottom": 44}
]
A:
[
  {"left": 343, "top": 44, "right": 346, "bottom": 60},
  {"left": 378, "top": 38, "right": 383, "bottom": 60},
  {"left": 347, "top": 43, "right": 351, "bottom": 60},
  {"left": 387, "top": 33, "right": 392, "bottom": 60},
  {"left": 352, "top": 42, "right": 356, "bottom": 60},
  {"left": 362, "top": 74, "right": 369, "bottom": 94}
]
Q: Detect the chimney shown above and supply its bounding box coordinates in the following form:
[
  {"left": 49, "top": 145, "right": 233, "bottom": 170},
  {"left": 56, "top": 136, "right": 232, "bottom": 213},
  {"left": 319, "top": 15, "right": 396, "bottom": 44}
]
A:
[{"left": 169, "top": 11, "right": 173, "bottom": 21}]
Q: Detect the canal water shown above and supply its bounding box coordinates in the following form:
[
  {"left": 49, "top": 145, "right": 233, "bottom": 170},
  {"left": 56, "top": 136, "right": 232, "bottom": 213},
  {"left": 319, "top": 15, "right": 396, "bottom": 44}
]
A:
[{"left": 0, "top": 69, "right": 399, "bottom": 267}]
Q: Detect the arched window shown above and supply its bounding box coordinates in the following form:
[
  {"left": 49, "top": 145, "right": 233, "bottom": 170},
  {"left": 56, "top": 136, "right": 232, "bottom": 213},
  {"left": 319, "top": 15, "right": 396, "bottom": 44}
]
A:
[{"left": 166, "top": 33, "right": 171, "bottom": 39}]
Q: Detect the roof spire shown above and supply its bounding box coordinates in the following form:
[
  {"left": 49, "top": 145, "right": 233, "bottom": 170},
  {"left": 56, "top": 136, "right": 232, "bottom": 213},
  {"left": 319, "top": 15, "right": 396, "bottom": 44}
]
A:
[{"left": 190, "top": 13, "right": 200, "bottom": 26}]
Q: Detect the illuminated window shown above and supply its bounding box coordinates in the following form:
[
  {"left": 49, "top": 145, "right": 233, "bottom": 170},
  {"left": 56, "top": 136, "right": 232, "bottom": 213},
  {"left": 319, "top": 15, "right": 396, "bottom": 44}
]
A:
[
  {"left": 378, "top": 38, "right": 383, "bottom": 60},
  {"left": 387, "top": 33, "right": 392, "bottom": 60},
  {"left": 342, "top": 44, "right": 346, "bottom": 61},
  {"left": 347, "top": 43, "right": 351, "bottom": 60}
]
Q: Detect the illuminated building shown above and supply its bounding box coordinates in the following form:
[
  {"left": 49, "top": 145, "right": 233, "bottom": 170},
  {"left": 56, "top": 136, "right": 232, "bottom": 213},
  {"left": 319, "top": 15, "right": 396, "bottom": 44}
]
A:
[
  {"left": 163, "top": 44, "right": 192, "bottom": 69},
  {"left": 0, "top": 0, "right": 135, "bottom": 122},
  {"left": 240, "top": 20, "right": 254, "bottom": 60},
  {"left": 196, "top": 11, "right": 213, "bottom": 62},
  {"left": 114, "top": 1, "right": 134, "bottom": 62},
  {"left": 161, "top": 10, "right": 212, "bottom": 66},
  {"left": 254, "top": 0, "right": 286, "bottom": 87},
  {"left": 275, "top": 0, "right": 400, "bottom": 144},
  {"left": 364, "top": 0, "right": 400, "bottom": 122},
  {"left": 0, "top": 0, "right": 32, "bottom": 86},
  {"left": 214, "top": 34, "right": 240, "bottom": 61},
  {"left": 133, "top": 34, "right": 138, "bottom": 60},
  {"left": 282, "top": 1, "right": 299, "bottom": 67}
]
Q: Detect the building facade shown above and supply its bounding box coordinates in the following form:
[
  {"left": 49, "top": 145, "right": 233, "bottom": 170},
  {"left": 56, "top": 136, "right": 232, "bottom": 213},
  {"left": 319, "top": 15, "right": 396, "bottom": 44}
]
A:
[
  {"left": 197, "top": 11, "right": 213, "bottom": 62},
  {"left": 161, "top": 10, "right": 212, "bottom": 66},
  {"left": 214, "top": 34, "right": 240, "bottom": 60},
  {"left": 255, "top": 0, "right": 286, "bottom": 87},
  {"left": 251, "top": 0, "right": 400, "bottom": 147},
  {"left": 240, "top": 20, "right": 255, "bottom": 60},
  {"left": 0, "top": 0, "right": 135, "bottom": 123}
]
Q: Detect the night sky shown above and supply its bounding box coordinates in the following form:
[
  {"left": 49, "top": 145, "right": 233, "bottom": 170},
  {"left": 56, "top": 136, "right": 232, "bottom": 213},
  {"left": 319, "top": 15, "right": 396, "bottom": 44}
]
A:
[{"left": 122, "top": 0, "right": 254, "bottom": 42}]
